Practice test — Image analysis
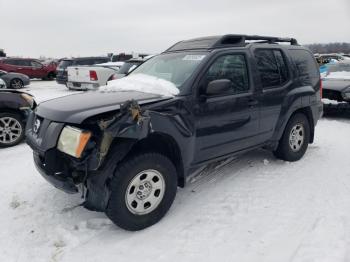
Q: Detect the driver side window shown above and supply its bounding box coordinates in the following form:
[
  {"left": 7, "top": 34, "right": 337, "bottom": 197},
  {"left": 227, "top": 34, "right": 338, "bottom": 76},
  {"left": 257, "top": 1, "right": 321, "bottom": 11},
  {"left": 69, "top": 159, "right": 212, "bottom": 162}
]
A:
[
  {"left": 203, "top": 54, "right": 249, "bottom": 95},
  {"left": 31, "top": 61, "right": 42, "bottom": 68}
]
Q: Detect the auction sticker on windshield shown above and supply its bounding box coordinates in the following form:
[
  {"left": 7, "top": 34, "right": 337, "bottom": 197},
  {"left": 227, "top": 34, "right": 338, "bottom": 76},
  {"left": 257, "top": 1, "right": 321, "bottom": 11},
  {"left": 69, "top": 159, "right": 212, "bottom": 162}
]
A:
[{"left": 182, "top": 55, "right": 206, "bottom": 61}]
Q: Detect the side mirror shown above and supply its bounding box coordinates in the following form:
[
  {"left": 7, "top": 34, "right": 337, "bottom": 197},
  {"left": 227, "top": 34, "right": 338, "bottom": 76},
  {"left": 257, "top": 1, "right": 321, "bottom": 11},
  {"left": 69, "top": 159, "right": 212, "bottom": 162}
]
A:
[{"left": 206, "top": 79, "right": 232, "bottom": 96}]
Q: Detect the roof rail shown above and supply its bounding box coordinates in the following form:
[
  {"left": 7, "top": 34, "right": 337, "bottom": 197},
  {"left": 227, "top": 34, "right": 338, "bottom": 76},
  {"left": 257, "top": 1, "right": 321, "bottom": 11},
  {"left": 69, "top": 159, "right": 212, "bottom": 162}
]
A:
[{"left": 166, "top": 34, "right": 298, "bottom": 52}]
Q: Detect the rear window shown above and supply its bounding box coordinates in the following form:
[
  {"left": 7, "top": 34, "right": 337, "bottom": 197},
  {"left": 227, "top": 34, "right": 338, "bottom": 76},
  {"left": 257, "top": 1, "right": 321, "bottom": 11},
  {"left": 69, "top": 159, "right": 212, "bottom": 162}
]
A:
[
  {"left": 255, "top": 49, "right": 289, "bottom": 88},
  {"left": 94, "top": 58, "right": 110, "bottom": 64},
  {"left": 118, "top": 61, "right": 142, "bottom": 74},
  {"left": 58, "top": 60, "right": 73, "bottom": 69},
  {"left": 3, "top": 59, "right": 18, "bottom": 65},
  {"left": 74, "top": 58, "right": 109, "bottom": 66},
  {"left": 290, "top": 49, "right": 319, "bottom": 86}
]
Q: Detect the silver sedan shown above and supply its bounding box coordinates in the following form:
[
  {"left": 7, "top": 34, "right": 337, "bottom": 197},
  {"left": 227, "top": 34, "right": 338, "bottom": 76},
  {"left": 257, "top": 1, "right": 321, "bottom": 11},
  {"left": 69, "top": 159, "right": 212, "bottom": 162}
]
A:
[{"left": 0, "top": 70, "right": 30, "bottom": 89}]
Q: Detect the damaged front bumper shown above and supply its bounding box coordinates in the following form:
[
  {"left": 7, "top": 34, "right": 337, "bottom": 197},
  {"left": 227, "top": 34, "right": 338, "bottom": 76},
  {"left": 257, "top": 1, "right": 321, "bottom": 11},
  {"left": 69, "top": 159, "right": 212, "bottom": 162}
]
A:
[
  {"left": 26, "top": 99, "right": 151, "bottom": 211},
  {"left": 33, "top": 151, "right": 79, "bottom": 194}
]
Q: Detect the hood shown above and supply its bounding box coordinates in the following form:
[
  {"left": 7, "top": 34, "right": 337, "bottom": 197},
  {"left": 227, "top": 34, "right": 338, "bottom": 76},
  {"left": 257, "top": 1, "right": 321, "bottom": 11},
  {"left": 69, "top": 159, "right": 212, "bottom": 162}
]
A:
[
  {"left": 322, "top": 79, "right": 350, "bottom": 92},
  {"left": 36, "top": 90, "right": 170, "bottom": 124}
]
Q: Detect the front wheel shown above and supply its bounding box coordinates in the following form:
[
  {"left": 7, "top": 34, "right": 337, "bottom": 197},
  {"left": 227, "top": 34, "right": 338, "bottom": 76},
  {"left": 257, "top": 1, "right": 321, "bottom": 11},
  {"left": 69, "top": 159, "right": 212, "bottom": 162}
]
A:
[
  {"left": 0, "top": 113, "right": 25, "bottom": 147},
  {"left": 273, "top": 113, "right": 310, "bottom": 162},
  {"left": 106, "top": 153, "right": 177, "bottom": 231},
  {"left": 10, "top": 78, "right": 24, "bottom": 89}
]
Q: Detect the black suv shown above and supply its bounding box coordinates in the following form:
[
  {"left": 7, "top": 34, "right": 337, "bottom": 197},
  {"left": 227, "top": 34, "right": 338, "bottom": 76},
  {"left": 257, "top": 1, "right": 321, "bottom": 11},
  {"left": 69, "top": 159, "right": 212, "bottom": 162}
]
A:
[
  {"left": 56, "top": 57, "right": 110, "bottom": 85},
  {"left": 26, "top": 35, "right": 323, "bottom": 231}
]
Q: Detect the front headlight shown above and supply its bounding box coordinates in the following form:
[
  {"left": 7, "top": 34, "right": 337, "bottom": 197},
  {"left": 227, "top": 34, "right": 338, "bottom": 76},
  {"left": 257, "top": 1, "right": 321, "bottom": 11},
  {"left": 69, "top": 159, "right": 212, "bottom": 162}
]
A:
[
  {"left": 342, "top": 88, "right": 350, "bottom": 101},
  {"left": 57, "top": 126, "right": 91, "bottom": 158},
  {"left": 21, "top": 93, "right": 35, "bottom": 109}
]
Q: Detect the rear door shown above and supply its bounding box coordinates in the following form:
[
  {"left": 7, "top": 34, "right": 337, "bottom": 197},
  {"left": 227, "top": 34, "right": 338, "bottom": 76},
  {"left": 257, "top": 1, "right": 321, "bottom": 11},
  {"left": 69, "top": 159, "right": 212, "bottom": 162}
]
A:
[
  {"left": 251, "top": 48, "right": 292, "bottom": 141},
  {"left": 193, "top": 51, "right": 261, "bottom": 163},
  {"left": 30, "top": 60, "right": 45, "bottom": 78},
  {"left": 14, "top": 59, "right": 33, "bottom": 77}
]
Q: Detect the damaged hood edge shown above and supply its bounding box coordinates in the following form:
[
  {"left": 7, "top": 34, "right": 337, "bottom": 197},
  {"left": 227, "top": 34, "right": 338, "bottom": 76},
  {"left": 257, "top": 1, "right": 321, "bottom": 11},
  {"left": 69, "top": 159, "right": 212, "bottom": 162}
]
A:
[{"left": 35, "top": 91, "right": 172, "bottom": 124}]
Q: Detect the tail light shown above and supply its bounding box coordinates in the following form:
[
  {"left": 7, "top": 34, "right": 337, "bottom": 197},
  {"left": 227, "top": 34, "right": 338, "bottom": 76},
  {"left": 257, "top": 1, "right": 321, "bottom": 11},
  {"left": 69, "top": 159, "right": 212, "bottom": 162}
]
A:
[
  {"left": 320, "top": 79, "right": 323, "bottom": 99},
  {"left": 89, "top": 70, "right": 98, "bottom": 81}
]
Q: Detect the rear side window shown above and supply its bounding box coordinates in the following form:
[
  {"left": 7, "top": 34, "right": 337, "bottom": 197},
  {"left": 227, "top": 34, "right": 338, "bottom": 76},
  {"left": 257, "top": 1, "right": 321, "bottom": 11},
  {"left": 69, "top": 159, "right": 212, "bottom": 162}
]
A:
[
  {"left": 290, "top": 49, "right": 319, "bottom": 86},
  {"left": 19, "top": 60, "right": 31, "bottom": 66},
  {"left": 255, "top": 49, "right": 289, "bottom": 89},
  {"left": 4, "top": 59, "right": 18, "bottom": 65}
]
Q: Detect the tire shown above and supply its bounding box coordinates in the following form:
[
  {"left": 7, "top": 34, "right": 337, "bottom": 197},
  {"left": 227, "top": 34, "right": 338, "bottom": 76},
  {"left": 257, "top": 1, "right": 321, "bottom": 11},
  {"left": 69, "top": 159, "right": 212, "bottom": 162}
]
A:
[
  {"left": 0, "top": 112, "right": 25, "bottom": 147},
  {"left": 273, "top": 113, "right": 310, "bottom": 162},
  {"left": 43, "top": 72, "right": 55, "bottom": 81},
  {"left": 47, "top": 72, "right": 55, "bottom": 80},
  {"left": 10, "top": 78, "right": 24, "bottom": 89},
  {"left": 106, "top": 153, "right": 177, "bottom": 231}
]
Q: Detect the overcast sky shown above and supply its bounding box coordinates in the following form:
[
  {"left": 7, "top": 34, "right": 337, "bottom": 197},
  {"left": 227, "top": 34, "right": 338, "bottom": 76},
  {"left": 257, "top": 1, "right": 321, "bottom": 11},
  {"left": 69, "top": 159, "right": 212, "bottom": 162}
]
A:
[{"left": 1, "top": 0, "right": 349, "bottom": 58}]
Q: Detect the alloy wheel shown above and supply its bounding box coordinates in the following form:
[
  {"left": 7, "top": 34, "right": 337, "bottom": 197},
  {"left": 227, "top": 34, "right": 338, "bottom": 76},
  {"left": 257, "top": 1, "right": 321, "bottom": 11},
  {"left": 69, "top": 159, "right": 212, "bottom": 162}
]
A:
[
  {"left": 11, "top": 79, "right": 23, "bottom": 89},
  {"left": 0, "top": 117, "right": 23, "bottom": 144}
]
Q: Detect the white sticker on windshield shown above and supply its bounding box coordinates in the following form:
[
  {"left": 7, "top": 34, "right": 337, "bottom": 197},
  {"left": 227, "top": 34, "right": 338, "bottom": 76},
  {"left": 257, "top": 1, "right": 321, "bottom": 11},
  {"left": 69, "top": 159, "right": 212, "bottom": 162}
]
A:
[{"left": 182, "top": 55, "right": 206, "bottom": 61}]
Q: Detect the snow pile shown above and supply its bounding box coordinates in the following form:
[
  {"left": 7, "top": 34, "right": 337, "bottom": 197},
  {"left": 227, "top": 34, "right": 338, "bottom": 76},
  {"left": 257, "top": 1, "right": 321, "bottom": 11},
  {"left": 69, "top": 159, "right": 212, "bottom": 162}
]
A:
[
  {"left": 324, "top": 71, "right": 350, "bottom": 79},
  {"left": 100, "top": 73, "right": 179, "bottom": 97},
  {"left": 96, "top": 61, "right": 124, "bottom": 67}
]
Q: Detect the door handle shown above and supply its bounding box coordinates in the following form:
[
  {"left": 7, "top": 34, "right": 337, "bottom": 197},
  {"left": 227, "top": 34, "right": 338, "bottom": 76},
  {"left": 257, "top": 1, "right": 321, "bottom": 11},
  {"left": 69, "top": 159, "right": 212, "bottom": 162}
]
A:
[{"left": 248, "top": 99, "right": 258, "bottom": 106}]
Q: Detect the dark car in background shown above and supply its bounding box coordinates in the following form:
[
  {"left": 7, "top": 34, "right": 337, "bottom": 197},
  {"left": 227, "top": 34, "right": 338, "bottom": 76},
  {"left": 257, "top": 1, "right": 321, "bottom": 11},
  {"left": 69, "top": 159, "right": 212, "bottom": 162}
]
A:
[
  {"left": 322, "top": 62, "right": 350, "bottom": 103},
  {"left": 112, "top": 58, "right": 146, "bottom": 79},
  {"left": 0, "top": 89, "right": 35, "bottom": 147},
  {"left": 56, "top": 57, "right": 110, "bottom": 85},
  {"left": 0, "top": 58, "right": 57, "bottom": 80},
  {"left": 0, "top": 70, "right": 30, "bottom": 89},
  {"left": 26, "top": 34, "right": 322, "bottom": 231}
]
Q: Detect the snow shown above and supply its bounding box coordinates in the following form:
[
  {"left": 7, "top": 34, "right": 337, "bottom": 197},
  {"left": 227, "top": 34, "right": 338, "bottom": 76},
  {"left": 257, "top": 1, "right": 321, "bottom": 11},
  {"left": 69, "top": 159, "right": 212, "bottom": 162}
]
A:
[
  {"left": 1, "top": 81, "right": 350, "bottom": 262},
  {"left": 96, "top": 61, "right": 124, "bottom": 67},
  {"left": 324, "top": 71, "right": 350, "bottom": 80},
  {"left": 101, "top": 73, "right": 180, "bottom": 97}
]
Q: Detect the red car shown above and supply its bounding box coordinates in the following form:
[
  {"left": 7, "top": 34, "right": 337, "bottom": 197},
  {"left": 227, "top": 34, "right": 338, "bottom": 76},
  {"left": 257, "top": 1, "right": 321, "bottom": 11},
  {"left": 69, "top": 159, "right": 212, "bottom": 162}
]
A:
[{"left": 0, "top": 58, "right": 57, "bottom": 80}]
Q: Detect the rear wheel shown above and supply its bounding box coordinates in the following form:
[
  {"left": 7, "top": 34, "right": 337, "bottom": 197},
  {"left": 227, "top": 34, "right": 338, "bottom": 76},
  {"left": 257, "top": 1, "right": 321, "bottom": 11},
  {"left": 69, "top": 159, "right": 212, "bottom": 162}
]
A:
[
  {"left": 106, "top": 153, "right": 177, "bottom": 231},
  {"left": 42, "top": 72, "right": 55, "bottom": 81},
  {"left": 0, "top": 113, "right": 25, "bottom": 147},
  {"left": 10, "top": 78, "right": 23, "bottom": 89},
  {"left": 273, "top": 113, "right": 310, "bottom": 162}
]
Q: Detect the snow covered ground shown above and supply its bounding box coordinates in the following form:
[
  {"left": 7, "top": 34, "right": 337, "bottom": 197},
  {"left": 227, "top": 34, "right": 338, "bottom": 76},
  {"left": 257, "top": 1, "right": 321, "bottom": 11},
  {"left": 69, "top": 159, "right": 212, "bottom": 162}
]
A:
[{"left": 1, "top": 81, "right": 350, "bottom": 262}]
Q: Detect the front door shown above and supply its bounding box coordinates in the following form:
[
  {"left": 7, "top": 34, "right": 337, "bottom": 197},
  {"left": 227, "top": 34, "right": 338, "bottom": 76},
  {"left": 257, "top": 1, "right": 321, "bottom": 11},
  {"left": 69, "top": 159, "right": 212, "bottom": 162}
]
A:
[{"left": 193, "top": 52, "right": 261, "bottom": 164}]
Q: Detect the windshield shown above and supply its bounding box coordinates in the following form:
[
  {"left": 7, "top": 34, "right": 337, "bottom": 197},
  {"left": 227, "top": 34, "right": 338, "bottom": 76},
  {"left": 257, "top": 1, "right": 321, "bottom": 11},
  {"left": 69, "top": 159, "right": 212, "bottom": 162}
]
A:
[
  {"left": 58, "top": 60, "right": 73, "bottom": 69},
  {"left": 130, "top": 52, "right": 208, "bottom": 88},
  {"left": 325, "top": 63, "right": 350, "bottom": 79}
]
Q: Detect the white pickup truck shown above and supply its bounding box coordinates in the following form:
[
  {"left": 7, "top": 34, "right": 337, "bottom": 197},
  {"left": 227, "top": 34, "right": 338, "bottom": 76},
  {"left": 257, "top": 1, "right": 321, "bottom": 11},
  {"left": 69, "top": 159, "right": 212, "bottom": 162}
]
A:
[{"left": 66, "top": 62, "right": 124, "bottom": 90}]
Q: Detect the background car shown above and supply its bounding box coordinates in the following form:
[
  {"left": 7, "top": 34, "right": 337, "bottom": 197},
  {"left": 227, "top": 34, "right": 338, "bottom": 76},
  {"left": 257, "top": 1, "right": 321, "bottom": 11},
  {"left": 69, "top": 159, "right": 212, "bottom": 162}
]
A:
[
  {"left": 0, "top": 78, "right": 6, "bottom": 88},
  {"left": 0, "top": 70, "right": 30, "bottom": 89},
  {"left": 111, "top": 58, "right": 146, "bottom": 79},
  {"left": 0, "top": 90, "right": 35, "bottom": 147},
  {"left": 56, "top": 57, "right": 110, "bottom": 85},
  {"left": 0, "top": 58, "right": 57, "bottom": 80},
  {"left": 66, "top": 62, "right": 123, "bottom": 90},
  {"left": 322, "top": 62, "right": 350, "bottom": 103}
]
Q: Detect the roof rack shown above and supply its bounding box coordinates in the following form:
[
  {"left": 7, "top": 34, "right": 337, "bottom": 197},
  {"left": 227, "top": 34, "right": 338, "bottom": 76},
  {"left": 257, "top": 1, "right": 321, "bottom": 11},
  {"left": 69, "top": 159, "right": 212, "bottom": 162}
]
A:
[{"left": 166, "top": 34, "right": 298, "bottom": 52}]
